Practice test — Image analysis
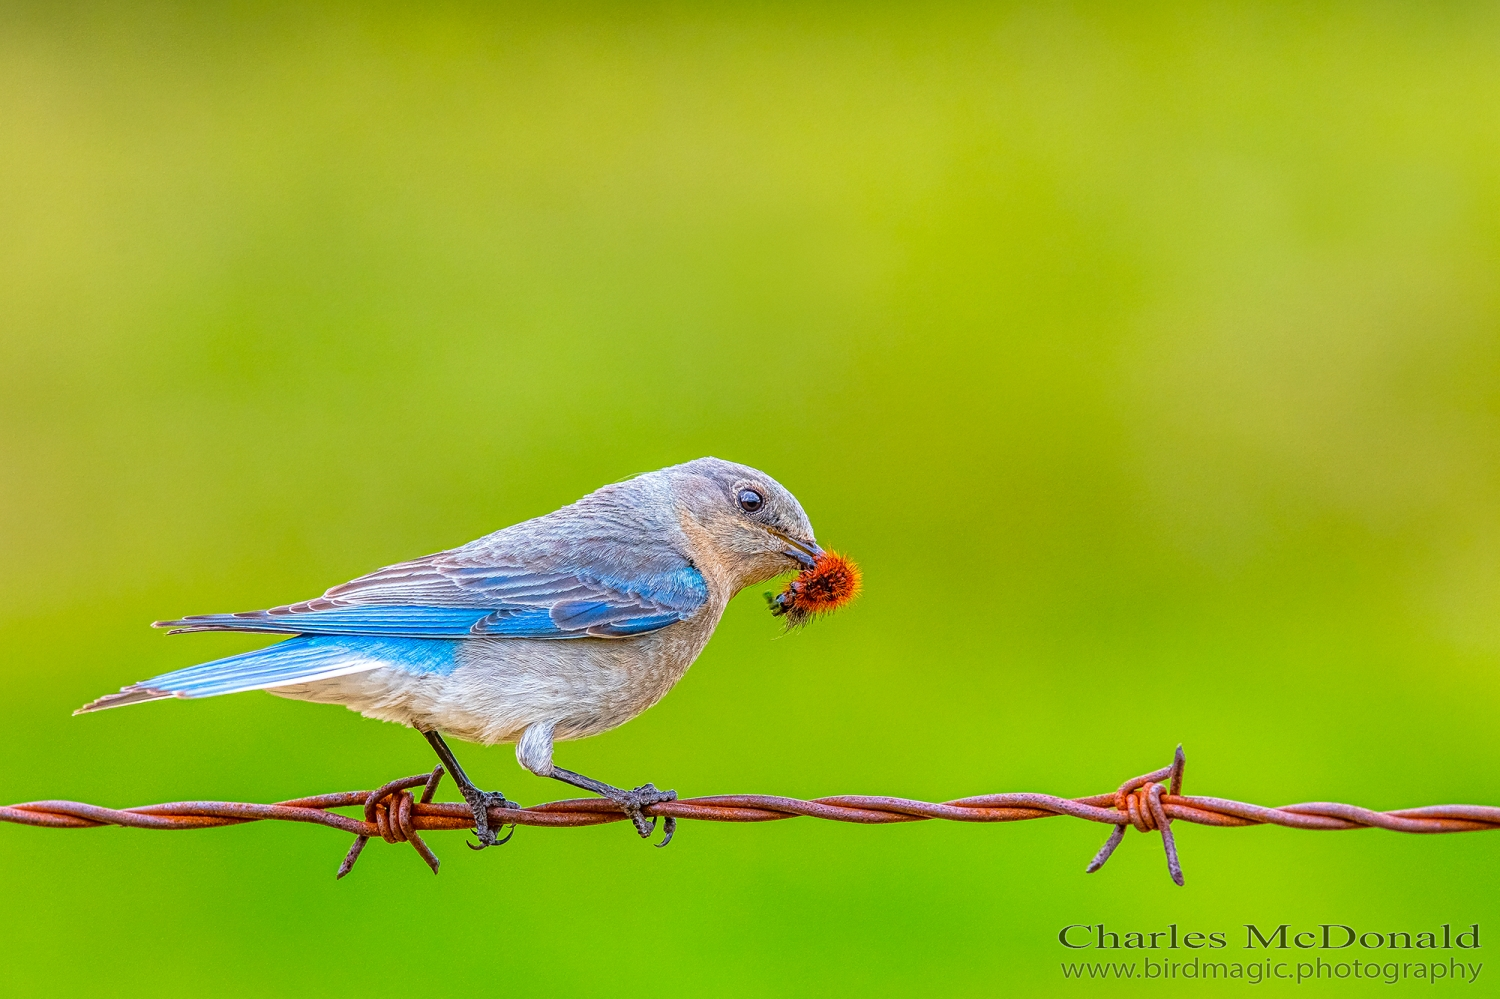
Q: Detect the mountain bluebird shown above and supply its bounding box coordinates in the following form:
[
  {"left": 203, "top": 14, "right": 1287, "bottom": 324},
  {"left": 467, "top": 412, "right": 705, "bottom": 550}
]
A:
[{"left": 78, "top": 457, "right": 833, "bottom": 847}]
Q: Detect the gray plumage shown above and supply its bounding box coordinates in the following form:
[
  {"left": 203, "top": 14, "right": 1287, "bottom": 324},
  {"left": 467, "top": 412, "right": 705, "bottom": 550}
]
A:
[{"left": 77, "top": 458, "right": 826, "bottom": 841}]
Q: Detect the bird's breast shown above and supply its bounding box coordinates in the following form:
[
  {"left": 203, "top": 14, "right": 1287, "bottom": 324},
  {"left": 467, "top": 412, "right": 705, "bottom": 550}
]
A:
[{"left": 434, "top": 594, "right": 729, "bottom": 743}]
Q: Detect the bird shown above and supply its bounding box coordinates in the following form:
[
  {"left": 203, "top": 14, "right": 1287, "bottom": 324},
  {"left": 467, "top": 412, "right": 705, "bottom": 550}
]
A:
[{"left": 76, "top": 457, "right": 847, "bottom": 848}]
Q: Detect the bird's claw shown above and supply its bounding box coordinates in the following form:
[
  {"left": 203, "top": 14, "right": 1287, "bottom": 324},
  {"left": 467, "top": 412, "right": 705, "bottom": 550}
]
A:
[
  {"left": 460, "top": 787, "right": 520, "bottom": 849},
  {"left": 611, "top": 783, "right": 677, "bottom": 845}
]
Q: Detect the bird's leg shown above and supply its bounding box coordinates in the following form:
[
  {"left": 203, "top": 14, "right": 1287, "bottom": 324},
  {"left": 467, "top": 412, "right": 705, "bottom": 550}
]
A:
[
  {"left": 547, "top": 765, "right": 678, "bottom": 846},
  {"left": 514, "top": 722, "right": 677, "bottom": 845},
  {"left": 421, "top": 729, "right": 520, "bottom": 849}
]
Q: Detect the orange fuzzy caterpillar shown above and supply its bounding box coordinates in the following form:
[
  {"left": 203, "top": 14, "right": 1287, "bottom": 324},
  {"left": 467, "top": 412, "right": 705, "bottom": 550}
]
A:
[{"left": 768, "top": 551, "right": 862, "bottom": 627}]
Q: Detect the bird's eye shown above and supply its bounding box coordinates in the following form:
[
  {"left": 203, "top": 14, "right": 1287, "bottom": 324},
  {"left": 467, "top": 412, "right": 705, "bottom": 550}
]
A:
[{"left": 737, "top": 488, "right": 764, "bottom": 513}]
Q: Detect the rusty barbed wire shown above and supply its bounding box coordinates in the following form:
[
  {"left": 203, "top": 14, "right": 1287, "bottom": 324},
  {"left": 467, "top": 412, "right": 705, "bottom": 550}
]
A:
[{"left": 3, "top": 746, "right": 1496, "bottom": 884}]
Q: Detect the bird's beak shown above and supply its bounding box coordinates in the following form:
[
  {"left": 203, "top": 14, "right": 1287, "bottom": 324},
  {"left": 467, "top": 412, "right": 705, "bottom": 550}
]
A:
[{"left": 771, "top": 529, "right": 823, "bottom": 569}]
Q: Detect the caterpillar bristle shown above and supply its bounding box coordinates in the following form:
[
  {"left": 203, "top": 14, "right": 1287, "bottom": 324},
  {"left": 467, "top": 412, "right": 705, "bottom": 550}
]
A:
[{"left": 768, "top": 551, "right": 862, "bottom": 628}]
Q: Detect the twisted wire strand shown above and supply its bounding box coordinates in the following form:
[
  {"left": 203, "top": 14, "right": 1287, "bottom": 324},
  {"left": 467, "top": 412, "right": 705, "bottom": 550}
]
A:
[{"left": 3, "top": 746, "right": 1496, "bottom": 883}]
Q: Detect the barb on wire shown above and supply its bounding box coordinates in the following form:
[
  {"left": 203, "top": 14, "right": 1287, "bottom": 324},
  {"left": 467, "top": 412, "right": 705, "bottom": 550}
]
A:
[{"left": 3, "top": 745, "right": 1497, "bottom": 883}]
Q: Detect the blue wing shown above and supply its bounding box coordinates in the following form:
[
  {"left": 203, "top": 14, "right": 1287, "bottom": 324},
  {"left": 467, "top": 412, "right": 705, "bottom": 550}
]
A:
[{"left": 155, "top": 556, "right": 709, "bottom": 640}]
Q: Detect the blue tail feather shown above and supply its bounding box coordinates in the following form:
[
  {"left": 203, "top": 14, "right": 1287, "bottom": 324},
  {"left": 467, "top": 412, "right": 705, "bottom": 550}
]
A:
[{"left": 75, "top": 636, "right": 460, "bottom": 713}]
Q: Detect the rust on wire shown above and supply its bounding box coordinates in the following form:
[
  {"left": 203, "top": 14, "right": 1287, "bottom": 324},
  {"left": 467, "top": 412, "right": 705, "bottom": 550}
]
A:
[{"left": 3, "top": 746, "right": 1497, "bottom": 883}]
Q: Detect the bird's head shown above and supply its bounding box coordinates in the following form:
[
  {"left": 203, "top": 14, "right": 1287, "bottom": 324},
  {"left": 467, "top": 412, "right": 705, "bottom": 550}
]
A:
[{"left": 661, "top": 457, "right": 822, "bottom": 593}]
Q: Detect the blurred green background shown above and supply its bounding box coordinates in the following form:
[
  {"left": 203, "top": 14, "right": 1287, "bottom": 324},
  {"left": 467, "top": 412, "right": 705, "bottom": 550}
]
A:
[{"left": 3, "top": 2, "right": 1500, "bottom": 995}]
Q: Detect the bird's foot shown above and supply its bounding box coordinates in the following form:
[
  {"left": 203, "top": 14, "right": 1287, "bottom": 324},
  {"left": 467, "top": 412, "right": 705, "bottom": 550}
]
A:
[
  {"left": 608, "top": 783, "right": 678, "bottom": 846},
  {"left": 460, "top": 786, "right": 521, "bottom": 849}
]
